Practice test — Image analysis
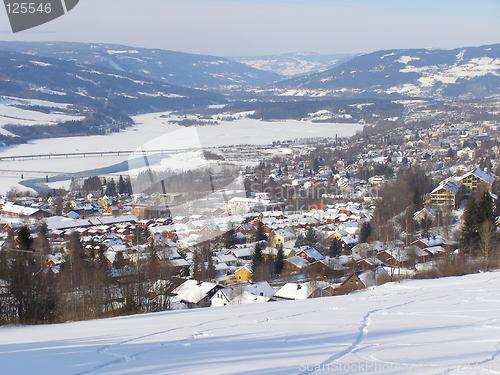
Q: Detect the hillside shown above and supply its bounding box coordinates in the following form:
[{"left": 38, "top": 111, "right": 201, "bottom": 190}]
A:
[
  {"left": 1, "top": 272, "right": 499, "bottom": 375},
  {"left": 271, "top": 44, "right": 500, "bottom": 99},
  {"left": 232, "top": 52, "right": 354, "bottom": 76},
  {"left": 0, "top": 50, "right": 225, "bottom": 112},
  {"left": 0, "top": 41, "right": 281, "bottom": 90}
]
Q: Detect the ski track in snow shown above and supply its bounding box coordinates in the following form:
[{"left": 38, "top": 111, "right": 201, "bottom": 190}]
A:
[{"left": 298, "top": 298, "right": 415, "bottom": 375}]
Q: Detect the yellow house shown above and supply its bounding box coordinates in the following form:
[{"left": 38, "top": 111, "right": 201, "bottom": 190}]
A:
[
  {"left": 270, "top": 228, "right": 295, "bottom": 248},
  {"left": 458, "top": 168, "right": 496, "bottom": 193},
  {"left": 234, "top": 265, "right": 253, "bottom": 282}
]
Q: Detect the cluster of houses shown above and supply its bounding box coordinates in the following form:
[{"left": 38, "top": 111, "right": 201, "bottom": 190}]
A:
[{"left": 0, "top": 117, "right": 498, "bottom": 310}]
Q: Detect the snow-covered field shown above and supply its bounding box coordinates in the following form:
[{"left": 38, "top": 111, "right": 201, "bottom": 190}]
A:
[
  {"left": 0, "top": 112, "right": 362, "bottom": 192},
  {"left": 1, "top": 272, "right": 499, "bottom": 375},
  {"left": 0, "top": 97, "right": 83, "bottom": 130}
]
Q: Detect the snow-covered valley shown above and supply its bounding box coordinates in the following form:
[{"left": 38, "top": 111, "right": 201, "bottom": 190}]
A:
[
  {"left": 0, "top": 112, "right": 362, "bottom": 193},
  {"left": 1, "top": 272, "right": 499, "bottom": 375}
]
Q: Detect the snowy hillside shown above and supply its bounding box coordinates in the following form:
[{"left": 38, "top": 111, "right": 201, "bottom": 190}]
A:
[
  {"left": 0, "top": 50, "right": 224, "bottom": 113},
  {"left": 232, "top": 52, "right": 354, "bottom": 76},
  {"left": 1, "top": 272, "right": 500, "bottom": 375},
  {"left": 272, "top": 44, "right": 500, "bottom": 99},
  {"left": 0, "top": 41, "right": 281, "bottom": 90}
]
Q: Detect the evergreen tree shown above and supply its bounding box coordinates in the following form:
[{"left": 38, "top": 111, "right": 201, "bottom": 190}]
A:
[
  {"left": 477, "top": 192, "right": 494, "bottom": 224},
  {"left": 16, "top": 226, "right": 33, "bottom": 251},
  {"left": 192, "top": 251, "right": 205, "bottom": 281},
  {"left": 295, "top": 234, "right": 306, "bottom": 247},
  {"left": 105, "top": 178, "right": 117, "bottom": 197},
  {"left": 126, "top": 177, "right": 133, "bottom": 195},
  {"left": 252, "top": 242, "right": 264, "bottom": 272},
  {"left": 274, "top": 245, "right": 284, "bottom": 275},
  {"left": 460, "top": 197, "right": 480, "bottom": 256},
  {"left": 304, "top": 227, "right": 317, "bottom": 247},
  {"left": 329, "top": 238, "right": 342, "bottom": 257},
  {"left": 113, "top": 251, "right": 127, "bottom": 269},
  {"left": 223, "top": 224, "right": 237, "bottom": 249},
  {"left": 255, "top": 221, "right": 267, "bottom": 242},
  {"left": 359, "top": 222, "right": 372, "bottom": 243},
  {"left": 118, "top": 175, "right": 127, "bottom": 195},
  {"left": 206, "top": 254, "right": 216, "bottom": 281}
]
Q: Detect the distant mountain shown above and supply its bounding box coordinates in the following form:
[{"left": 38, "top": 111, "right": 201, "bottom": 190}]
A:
[
  {"left": 270, "top": 44, "right": 500, "bottom": 99},
  {"left": 232, "top": 52, "right": 354, "bottom": 76},
  {"left": 0, "top": 50, "right": 225, "bottom": 113},
  {"left": 0, "top": 41, "right": 281, "bottom": 90}
]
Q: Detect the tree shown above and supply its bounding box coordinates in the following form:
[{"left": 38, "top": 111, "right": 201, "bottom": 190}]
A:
[
  {"left": 329, "top": 238, "right": 342, "bottom": 257},
  {"left": 255, "top": 221, "right": 267, "bottom": 242},
  {"left": 206, "top": 254, "right": 216, "bottom": 281},
  {"left": 113, "top": 252, "right": 127, "bottom": 269},
  {"left": 304, "top": 227, "right": 317, "bottom": 247},
  {"left": 105, "top": 178, "right": 117, "bottom": 197},
  {"left": 7, "top": 226, "right": 57, "bottom": 324},
  {"left": 118, "top": 175, "right": 127, "bottom": 195},
  {"left": 295, "top": 234, "right": 306, "bottom": 247},
  {"left": 223, "top": 224, "right": 237, "bottom": 249},
  {"left": 16, "top": 226, "right": 33, "bottom": 251},
  {"left": 479, "top": 221, "right": 495, "bottom": 269},
  {"left": 36, "top": 221, "right": 50, "bottom": 255},
  {"left": 460, "top": 197, "right": 480, "bottom": 256},
  {"left": 192, "top": 251, "right": 204, "bottom": 281},
  {"left": 359, "top": 222, "right": 372, "bottom": 243},
  {"left": 252, "top": 242, "right": 264, "bottom": 272},
  {"left": 274, "top": 245, "right": 284, "bottom": 275},
  {"left": 477, "top": 191, "right": 494, "bottom": 224}
]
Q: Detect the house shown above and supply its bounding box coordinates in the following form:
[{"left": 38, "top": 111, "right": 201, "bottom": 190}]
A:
[
  {"left": 210, "top": 282, "right": 275, "bottom": 307},
  {"left": 283, "top": 256, "right": 310, "bottom": 274},
  {"left": 307, "top": 259, "right": 348, "bottom": 279},
  {"left": 297, "top": 247, "right": 325, "bottom": 263},
  {"left": 234, "top": 265, "right": 253, "bottom": 282},
  {"left": 458, "top": 168, "right": 496, "bottom": 193},
  {"left": 429, "top": 178, "right": 462, "bottom": 207},
  {"left": 411, "top": 236, "right": 453, "bottom": 251},
  {"left": 171, "top": 280, "right": 222, "bottom": 308},
  {"left": 351, "top": 242, "right": 383, "bottom": 258},
  {"left": 274, "top": 282, "right": 330, "bottom": 300},
  {"left": 413, "top": 208, "right": 436, "bottom": 225},
  {"left": 376, "top": 249, "right": 409, "bottom": 268},
  {"left": 356, "top": 257, "right": 383, "bottom": 272},
  {"left": 1, "top": 203, "right": 50, "bottom": 219},
  {"left": 270, "top": 228, "right": 296, "bottom": 248},
  {"left": 331, "top": 270, "right": 376, "bottom": 295},
  {"left": 423, "top": 246, "right": 447, "bottom": 259}
]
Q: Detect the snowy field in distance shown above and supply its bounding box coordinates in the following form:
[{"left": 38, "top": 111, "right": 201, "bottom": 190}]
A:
[
  {"left": 1, "top": 272, "right": 499, "bottom": 375},
  {"left": 0, "top": 97, "right": 83, "bottom": 129},
  {"left": 0, "top": 112, "right": 362, "bottom": 193}
]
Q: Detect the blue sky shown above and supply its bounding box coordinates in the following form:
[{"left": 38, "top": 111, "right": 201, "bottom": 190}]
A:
[{"left": 1, "top": 0, "right": 498, "bottom": 56}]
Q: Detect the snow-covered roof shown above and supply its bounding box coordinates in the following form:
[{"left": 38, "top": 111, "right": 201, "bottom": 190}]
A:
[
  {"left": 460, "top": 168, "right": 496, "bottom": 185},
  {"left": 285, "top": 256, "right": 310, "bottom": 269},
  {"left": 275, "top": 282, "right": 316, "bottom": 300},
  {"left": 1, "top": 202, "right": 42, "bottom": 216},
  {"left": 358, "top": 270, "right": 376, "bottom": 287},
  {"left": 297, "top": 247, "right": 325, "bottom": 262},
  {"left": 172, "top": 280, "right": 218, "bottom": 304},
  {"left": 431, "top": 177, "right": 461, "bottom": 195}
]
